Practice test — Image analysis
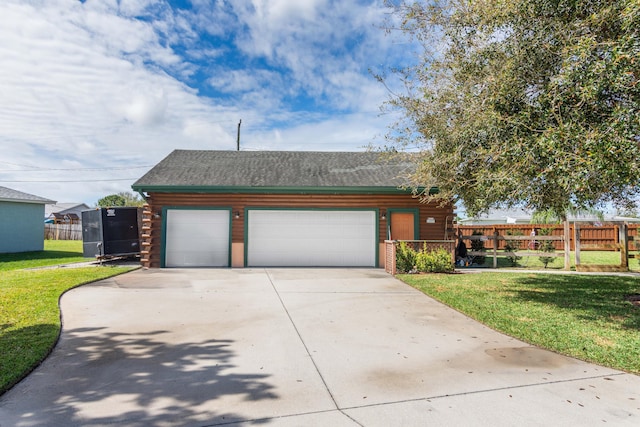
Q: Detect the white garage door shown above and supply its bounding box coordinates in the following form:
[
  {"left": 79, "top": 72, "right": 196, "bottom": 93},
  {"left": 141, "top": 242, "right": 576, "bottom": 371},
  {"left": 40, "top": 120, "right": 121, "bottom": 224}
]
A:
[
  {"left": 247, "top": 210, "right": 377, "bottom": 267},
  {"left": 165, "top": 209, "right": 230, "bottom": 267}
]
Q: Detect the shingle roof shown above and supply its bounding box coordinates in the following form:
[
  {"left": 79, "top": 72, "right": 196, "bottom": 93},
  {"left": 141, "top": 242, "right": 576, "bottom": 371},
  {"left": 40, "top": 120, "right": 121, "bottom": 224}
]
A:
[
  {"left": 132, "top": 150, "right": 417, "bottom": 191},
  {"left": 45, "top": 202, "right": 91, "bottom": 217},
  {"left": 0, "top": 186, "right": 56, "bottom": 204}
]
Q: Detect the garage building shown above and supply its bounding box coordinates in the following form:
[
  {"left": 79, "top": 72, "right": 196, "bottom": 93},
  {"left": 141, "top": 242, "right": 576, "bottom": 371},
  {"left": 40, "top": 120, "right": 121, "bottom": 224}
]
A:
[
  {"left": 132, "top": 150, "right": 453, "bottom": 268},
  {"left": 0, "top": 186, "right": 55, "bottom": 254}
]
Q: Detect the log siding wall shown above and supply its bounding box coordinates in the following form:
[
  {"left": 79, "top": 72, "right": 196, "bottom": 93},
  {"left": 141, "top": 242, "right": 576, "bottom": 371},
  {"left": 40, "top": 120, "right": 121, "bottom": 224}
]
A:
[{"left": 141, "top": 192, "right": 454, "bottom": 268}]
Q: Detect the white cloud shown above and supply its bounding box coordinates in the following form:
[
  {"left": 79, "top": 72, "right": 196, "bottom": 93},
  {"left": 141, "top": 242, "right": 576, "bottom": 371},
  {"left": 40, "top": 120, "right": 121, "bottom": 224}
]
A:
[
  {"left": 182, "top": 118, "right": 235, "bottom": 146},
  {"left": 122, "top": 89, "right": 168, "bottom": 126},
  {"left": 0, "top": 0, "right": 406, "bottom": 204},
  {"left": 245, "top": 111, "right": 391, "bottom": 152},
  {"left": 225, "top": 0, "right": 395, "bottom": 110}
]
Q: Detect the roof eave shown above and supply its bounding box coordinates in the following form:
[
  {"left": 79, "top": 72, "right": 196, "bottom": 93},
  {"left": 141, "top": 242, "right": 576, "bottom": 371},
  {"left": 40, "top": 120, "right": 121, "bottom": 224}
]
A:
[
  {"left": 0, "top": 197, "right": 56, "bottom": 204},
  {"left": 132, "top": 184, "right": 436, "bottom": 195}
]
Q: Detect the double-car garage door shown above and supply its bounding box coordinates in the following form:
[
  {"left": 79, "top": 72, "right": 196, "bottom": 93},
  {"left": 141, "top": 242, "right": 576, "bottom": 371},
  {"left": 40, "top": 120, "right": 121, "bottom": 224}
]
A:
[
  {"left": 248, "top": 210, "right": 377, "bottom": 267},
  {"left": 164, "top": 209, "right": 377, "bottom": 267}
]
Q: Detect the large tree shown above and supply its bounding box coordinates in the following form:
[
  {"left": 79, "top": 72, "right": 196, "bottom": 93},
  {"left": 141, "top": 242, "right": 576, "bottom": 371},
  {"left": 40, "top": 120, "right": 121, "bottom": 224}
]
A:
[{"left": 382, "top": 0, "right": 640, "bottom": 219}]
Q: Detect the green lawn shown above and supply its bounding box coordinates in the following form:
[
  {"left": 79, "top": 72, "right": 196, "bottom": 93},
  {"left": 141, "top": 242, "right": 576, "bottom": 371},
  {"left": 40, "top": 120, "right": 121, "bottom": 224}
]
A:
[
  {"left": 400, "top": 272, "right": 640, "bottom": 374},
  {"left": 470, "top": 250, "right": 640, "bottom": 271},
  {"left": 0, "top": 240, "right": 88, "bottom": 271},
  {"left": 0, "top": 240, "right": 136, "bottom": 394}
]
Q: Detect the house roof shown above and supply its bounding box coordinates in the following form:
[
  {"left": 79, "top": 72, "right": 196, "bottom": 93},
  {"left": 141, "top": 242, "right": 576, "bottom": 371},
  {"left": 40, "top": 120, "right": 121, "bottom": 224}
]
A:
[
  {"left": 51, "top": 212, "right": 80, "bottom": 219},
  {"left": 0, "top": 186, "right": 55, "bottom": 204},
  {"left": 459, "top": 207, "right": 639, "bottom": 224},
  {"left": 459, "top": 208, "right": 533, "bottom": 224},
  {"left": 45, "top": 202, "right": 91, "bottom": 217},
  {"left": 132, "top": 150, "right": 421, "bottom": 194}
]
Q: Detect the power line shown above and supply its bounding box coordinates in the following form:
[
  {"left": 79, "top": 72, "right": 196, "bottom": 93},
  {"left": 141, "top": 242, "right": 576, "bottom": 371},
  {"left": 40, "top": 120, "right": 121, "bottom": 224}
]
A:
[
  {"left": 0, "top": 178, "right": 139, "bottom": 183},
  {"left": 0, "top": 163, "right": 153, "bottom": 172}
]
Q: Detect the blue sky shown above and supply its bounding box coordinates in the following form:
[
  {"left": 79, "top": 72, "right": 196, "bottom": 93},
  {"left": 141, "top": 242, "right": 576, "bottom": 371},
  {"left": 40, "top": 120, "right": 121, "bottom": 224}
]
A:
[{"left": 0, "top": 0, "right": 412, "bottom": 206}]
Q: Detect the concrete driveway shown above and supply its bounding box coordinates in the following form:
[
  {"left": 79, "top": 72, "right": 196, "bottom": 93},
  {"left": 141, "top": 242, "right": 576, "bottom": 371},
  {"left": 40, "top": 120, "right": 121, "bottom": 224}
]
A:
[{"left": 0, "top": 268, "right": 638, "bottom": 426}]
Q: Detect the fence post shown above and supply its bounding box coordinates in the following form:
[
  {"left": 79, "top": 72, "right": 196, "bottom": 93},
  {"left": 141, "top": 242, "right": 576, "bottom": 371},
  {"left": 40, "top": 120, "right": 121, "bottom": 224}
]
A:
[
  {"left": 493, "top": 231, "right": 498, "bottom": 268},
  {"left": 386, "top": 241, "right": 397, "bottom": 275},
  {"left": 620, "top": 223, "right": 628, "bottom": 270},
  {"left": 569, "top": 223, "right": 574, "bottom": 251},
  {"left": 564, "top": 220, "right": 571, "bottom": 271},
  {"left": 574, "top": 222, "right": 581, "bottom": 267}
]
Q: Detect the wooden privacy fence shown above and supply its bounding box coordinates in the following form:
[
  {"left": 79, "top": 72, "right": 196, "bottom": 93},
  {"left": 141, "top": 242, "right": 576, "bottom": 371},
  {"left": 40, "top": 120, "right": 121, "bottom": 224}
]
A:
[
  {"left": 45, "top": 223, "right": 82, "bottom": 240},
  {"left": 457, "top": 224, "right": 638, "bottom": 251},
  {"left": 573, "top": 222, "right": 633, "bottom": 272}
]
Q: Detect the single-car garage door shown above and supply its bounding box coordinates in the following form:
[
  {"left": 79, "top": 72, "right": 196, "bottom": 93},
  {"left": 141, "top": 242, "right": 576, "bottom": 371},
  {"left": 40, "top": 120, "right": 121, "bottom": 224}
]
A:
[
  {"left": 164, "top": 209, "right": 230, "bottom": 267},
  {"left": 247, "top": 210, "right": 377, "bottom": 267}
]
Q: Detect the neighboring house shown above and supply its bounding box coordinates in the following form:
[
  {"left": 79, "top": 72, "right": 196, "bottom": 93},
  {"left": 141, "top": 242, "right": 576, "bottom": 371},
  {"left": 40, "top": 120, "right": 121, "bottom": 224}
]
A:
[
  {"left": 459, "top": 208, "right": 640, "bottom": 225},
  {"left": 0, "top": 186, "right": 55, "bottom": 253},
  {"left": 132, "top": 150, "right": 455, "bottom": 268},
  {"left": 45, "top": 202, "right": 91, "bottom": 224},
  {"left": 458, "top": 208, "right": 533, "bottom": 225}
]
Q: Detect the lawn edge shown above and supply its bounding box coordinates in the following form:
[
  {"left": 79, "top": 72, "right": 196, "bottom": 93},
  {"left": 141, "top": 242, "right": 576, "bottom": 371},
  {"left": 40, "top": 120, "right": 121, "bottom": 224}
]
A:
[
  {"left": 397, "top": 271, "right": 640, "bottom": 376},
  {"left": 0, "top": 266, "right": 140, "bottom": 396}
]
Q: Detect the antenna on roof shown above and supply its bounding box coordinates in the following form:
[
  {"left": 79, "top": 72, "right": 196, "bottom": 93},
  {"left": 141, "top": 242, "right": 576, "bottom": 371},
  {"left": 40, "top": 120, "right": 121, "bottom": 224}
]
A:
[{"left": 236, "top": 119, "right": 242, "bottom": 151}]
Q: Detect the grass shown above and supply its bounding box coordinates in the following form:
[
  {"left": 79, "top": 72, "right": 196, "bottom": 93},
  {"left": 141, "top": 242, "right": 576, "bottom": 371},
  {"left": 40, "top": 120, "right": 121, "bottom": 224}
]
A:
[
  {"left": 399, "top": 272, "right": 640, "bottom": 374},
  {"left": 0, "top": 240, "right": 88, "bottom": 271},
  {"left": 470, "top": 250, "right": 640, "bottom": 271},
  {"left": 0, "top": 240, "right": 136, "bottom": 394}
]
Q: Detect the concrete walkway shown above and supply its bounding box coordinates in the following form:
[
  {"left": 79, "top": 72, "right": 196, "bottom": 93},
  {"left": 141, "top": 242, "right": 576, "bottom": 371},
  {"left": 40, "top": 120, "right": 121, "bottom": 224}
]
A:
[{"left": 0, "top": 268, "right": 638, "bottom": 426}]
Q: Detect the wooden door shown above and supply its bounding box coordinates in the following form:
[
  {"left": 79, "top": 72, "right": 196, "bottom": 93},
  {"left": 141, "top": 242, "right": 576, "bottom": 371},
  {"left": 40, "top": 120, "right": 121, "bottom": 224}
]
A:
[{"left": 390, "top": 212, "right": 415, "bottom": 240}]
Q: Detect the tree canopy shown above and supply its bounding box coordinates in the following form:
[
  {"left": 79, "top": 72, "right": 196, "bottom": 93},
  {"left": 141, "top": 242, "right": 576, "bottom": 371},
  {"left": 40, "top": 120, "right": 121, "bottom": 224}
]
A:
[
  {"left": 383, "top": 0, "right": 640, "bottom": 219},
  {"left": 96, "top": 192, "right": 144, "bottom": 207}
]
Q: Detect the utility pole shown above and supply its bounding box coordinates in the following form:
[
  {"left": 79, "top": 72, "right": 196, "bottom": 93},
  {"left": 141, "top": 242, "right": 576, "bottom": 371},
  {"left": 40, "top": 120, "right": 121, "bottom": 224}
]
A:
[{"left": 236, "top": 119, "right": 242, "bottom": 151}]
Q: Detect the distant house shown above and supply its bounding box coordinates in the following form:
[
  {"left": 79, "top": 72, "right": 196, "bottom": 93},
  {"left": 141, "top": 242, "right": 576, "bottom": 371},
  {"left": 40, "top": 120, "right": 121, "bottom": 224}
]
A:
[
  {"left": 45, "top": 202, "right": 91, "bottom": 224},
  {"left": 458, "top": 208, "right": 533, "bottom": 225},
  {"left": 0, "top": 186, "right": 55, "bottom": 253},
  {"left": 459, "top": 208, "right": 640, "bottom": 225}
]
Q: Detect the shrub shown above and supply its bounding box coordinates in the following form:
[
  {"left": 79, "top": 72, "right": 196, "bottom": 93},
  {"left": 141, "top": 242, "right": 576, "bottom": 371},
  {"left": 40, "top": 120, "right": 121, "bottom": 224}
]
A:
[
  {"left": 395, "top": 243, "right": 453, "bottom": 273},
  {"left": 396, "top": 241, "right": 416, "bottom": 273},
  {"left": 415, "top": 247, "right": 454, "bottom": 273}
]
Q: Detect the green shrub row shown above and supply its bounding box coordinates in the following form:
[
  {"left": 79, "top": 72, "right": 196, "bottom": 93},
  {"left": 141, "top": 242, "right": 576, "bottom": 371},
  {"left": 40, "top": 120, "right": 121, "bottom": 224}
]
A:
[{"left": 396, "top": 242, "right": 454, "bottom": 273}]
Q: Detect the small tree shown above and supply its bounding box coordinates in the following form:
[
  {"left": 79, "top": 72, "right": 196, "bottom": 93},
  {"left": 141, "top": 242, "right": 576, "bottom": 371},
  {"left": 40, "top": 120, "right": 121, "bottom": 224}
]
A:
[
  {"left": 504, "top": 229, "right": 523, "bottom": 267},
  {"left": 537, "top": 228, "right": 556, "bottom": 268}
]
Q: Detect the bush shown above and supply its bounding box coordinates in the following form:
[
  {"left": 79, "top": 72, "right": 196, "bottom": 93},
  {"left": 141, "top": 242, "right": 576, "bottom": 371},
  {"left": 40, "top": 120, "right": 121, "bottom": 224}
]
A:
[
  {"left": 415, "top": 247, "right": 454, "bottom": 273},
  {"left": 396, "top": 241, "right": 417, "bottom": 273},
  {"left": 396, "top": 243, "right": 453, "bottom": 273}
]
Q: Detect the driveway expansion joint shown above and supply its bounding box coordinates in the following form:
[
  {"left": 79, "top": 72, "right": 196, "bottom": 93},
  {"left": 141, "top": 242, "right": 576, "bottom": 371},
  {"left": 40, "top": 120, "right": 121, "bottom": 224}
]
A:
[
  {"left": 264, "top": 269, "right": 365, "bottom": 427},
  {"left": 335, "top": 372, "right": 632, "bottom": 413},
  {"left": 198, "top": 408, "right": 361, "bottom": 427}
]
